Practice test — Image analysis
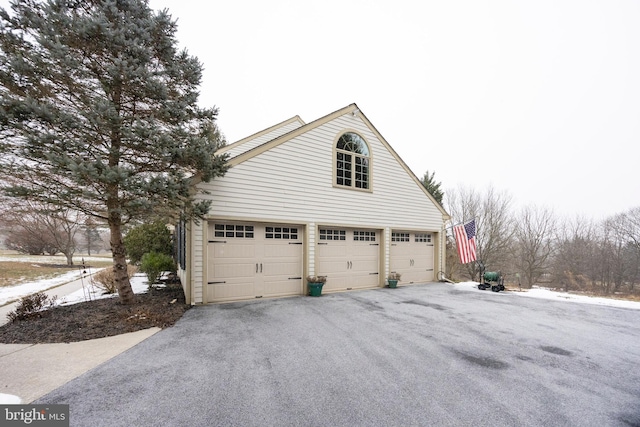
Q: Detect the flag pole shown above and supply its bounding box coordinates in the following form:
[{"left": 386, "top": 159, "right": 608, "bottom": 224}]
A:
[{"left": 444, "top": 217, "right": 476, "bottom": 232}]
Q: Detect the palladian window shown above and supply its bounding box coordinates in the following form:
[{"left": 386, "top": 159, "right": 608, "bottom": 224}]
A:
[{"left": 335, "top": 132, "right": 370, "bottom": 190}]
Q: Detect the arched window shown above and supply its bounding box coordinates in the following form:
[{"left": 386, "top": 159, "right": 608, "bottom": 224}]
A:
[{"left": 335, "top": 132, "right": 370, "bottom": 190}]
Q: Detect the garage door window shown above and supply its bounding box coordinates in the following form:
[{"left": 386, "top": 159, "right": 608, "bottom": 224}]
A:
[
  {"left": 319, "top": 229, "right": 346, "bottom": 240},
  {"left": 392, "top": 232, "right": 410, "bottom": 242},
  {"left": 214, "top": 224, "right": 254, "bottom": 238},
  {"left": 266, "top": 227, "right": 299, "bottom": 239},
  {"left": 415, "top": 233, "right": 432, "bottom": 243},
  {"left": 354, "top": 231, "right": 376, "bottom": 241}
]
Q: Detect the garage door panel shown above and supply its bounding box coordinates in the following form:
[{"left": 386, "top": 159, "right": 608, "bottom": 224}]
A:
[
  {"left": 262, "top": 278, "right": 302, "bottom": 297},
  {"left": 413, "top": 245, "right": 434, "bottom": 269},
  {"left": 390, "top": 257, "right": 410, "bottom": 271},
  {"left": 207, "top": 281, "right": 254, "bottom": 302},
  {"left": 264, "top": 243, "right": 301, "bottom": 258},
  {"left": 264, "top": 260, "right": 301, "bottom": 276},
  {"left": 351, "top": 273, "right": 379, "bottom": 288},
  {"left": 317, "top": 260, "right": 347, "bottom": 274},
  {"left": 390, "top": 232, "right": 435, "bottom": 284},
  {"left": 399, "top": 265, "right": 434, "bottom": 283},
  {"left": 352, "top": 259, "right": 378, "bottom": 274},
  {"left": 317, "top": 243, "right": 346, "bottom": 257},
  {"left": 390, "top": 242, "right": 410, "bottom": 257},
  {"left": 317, "top": 228, "right": 380, "bottom": 292},
  {"left": 207, "top": 223, "right": 303, "bottom": 302},
  {"left": 210, "top": 243, "right": 255, "bottom": 259},
  {"left": 322, "top": 273, "right": 349, "bottom": 292},
  {"left": 210, "top": 262, "right": 256, "bottom": 280},
  {"left": 352, "top": 249, "right": 379, "bottom": 260}
]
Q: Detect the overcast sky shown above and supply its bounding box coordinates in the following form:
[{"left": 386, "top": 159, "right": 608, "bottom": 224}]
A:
[{"left": 4, "top": 0, "right": 639, "bottom": 220}]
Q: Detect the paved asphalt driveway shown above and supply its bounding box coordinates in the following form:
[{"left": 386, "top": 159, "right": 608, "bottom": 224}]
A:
[{"left": 38, "top": 283, "right": 640, "bottom": 427}]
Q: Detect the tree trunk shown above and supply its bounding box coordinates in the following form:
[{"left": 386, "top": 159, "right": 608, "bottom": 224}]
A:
[{"left": 108, "top": 216, "right": 135, "bottom": 305}]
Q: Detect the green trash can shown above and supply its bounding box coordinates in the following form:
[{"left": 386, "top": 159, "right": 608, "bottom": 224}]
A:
[{"left": 308, "top": 282, "right": 324, "bottom": 297}]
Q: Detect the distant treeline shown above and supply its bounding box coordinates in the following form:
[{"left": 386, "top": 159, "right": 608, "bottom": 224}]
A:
[{"left": 445, "top": 185, "right": 639, "bottom": 295}]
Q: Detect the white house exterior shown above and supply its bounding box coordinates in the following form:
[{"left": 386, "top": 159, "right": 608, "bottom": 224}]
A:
[{"left": 178, "top": 104, "right": 450, "bottom": 304}]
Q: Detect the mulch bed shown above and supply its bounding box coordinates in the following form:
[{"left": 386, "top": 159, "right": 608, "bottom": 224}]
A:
[{"left": 0, "top": 285, "right": 191, "bottom": 344}]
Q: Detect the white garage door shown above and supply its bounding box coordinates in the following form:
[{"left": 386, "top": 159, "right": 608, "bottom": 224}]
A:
[
  {"left": 316, "top": 228, "right": 380, "bottom": 292},
  {"left": 390, "top": 231, "right": 435, "bottom": 284},
  {"left": 206, "top": 223, "right": 303, "bottom": 302}
]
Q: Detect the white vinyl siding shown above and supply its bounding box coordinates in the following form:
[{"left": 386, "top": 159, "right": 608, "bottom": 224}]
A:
[
  {"left": 188, "top": 110, "right": 446, "bottom": 303},
  {"left": 191, "top": 221, "right": 204, "bottom": 304},
  {"left": 197, "top": 114, "right": 442, "bottom": 229}
]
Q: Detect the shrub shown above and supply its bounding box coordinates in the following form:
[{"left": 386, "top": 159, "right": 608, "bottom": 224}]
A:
[
  {"left": 92, "top": 265, "right": 137, "bottom": 294},
  {"left": 7, "top": 292, "right": 57, "bottom": 322},
  {"left": 140, "top": 252, "right": 176, "bottom": 287},
  {"left": 123, "top": 221, "right": 173, "bottom": 265}
]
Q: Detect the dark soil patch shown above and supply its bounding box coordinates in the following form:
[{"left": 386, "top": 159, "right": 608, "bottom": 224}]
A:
[{"left": 0, "top": 285, "right": 190, "bottom": 344}]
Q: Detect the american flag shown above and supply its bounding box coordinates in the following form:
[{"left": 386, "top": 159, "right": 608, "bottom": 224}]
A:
[{"left": 454, "top": 219, "right": 477, "bottom": 264}]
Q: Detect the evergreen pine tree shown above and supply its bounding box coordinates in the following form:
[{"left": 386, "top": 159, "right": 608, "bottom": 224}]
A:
[
  {"left": 420, "top": 170, "right": 444, "bottom": 205},
  {"left": 0, "top": 0, "right": 228, "bottom": 304}
]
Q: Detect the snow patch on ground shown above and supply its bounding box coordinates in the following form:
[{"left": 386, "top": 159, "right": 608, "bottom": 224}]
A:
[
  {"left": 55, "top": 273, "right": 152, "bottom": 306},
  {"left": 0, "top": 270, "right": 90, "bottom": 306},
  {"left": 0, "top": 255, "right": 111, "bottom": 264},
  {"left": 0, "top": 393, "right": 21, "bottom": 404},
  {"left": 453, "top": 281, "right": 640, "bottom": 310},
  {"left": 0, "top": 254, "right": 114, "bottom": 305},
  {"left": 1, "top": 269, "right": 170, "bottom": 308}
]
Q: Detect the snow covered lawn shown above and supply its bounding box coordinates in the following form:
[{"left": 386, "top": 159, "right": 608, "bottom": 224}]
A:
[
  {"left": 0, "top": 254, "right": 112, "bottom": 265},
  {"left": 0, "top": 269, "right": 152, "bottom": 307},
  {"left": 0, "top": 269, "right": 92, "bottom": 306},
  {"left": 55, "top": 273, "right": 152, "bottom": 306},
  {"left": 0, "top": 254, "right": 115, "bottom": 303},
  {"left": 453, "top": 281, "right": 640, "bottom": 310}
]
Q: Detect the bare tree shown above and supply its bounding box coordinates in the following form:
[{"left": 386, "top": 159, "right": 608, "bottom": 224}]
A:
[
  {"left": 1, "top": 201, "right": 57, "bottom": 255},
  {"left": 514, "top": 205, "right": 556, "bottom": 288},
  {"left": 443, "top": 187, "right": 639, "bottom": 293},
  {"left": 600, "top": 207, "right": 640, "bottom": 294},
  {"left": 445, "top": 185, "right": 515, "bottom": 280},
  {"left": 444, "top": 186, "right": 480, "bottom": 280},
  {"left": 619, "top": 207, "right": 640, "bottom": 251},
  {"left": 611, "top": 207, "right": 640, "bottom": 266},
  {"left": 552, "top": 216, "right": 598, "bottom": 292},
  {"left": 553, "top": 214, "right": 637, "bottom": 295},
  {"left": 1, "top": 200, "right": 81, "bottom": 265},
  {"left": 623, "top": 209, "right": 640, "bottom": 291},
  {"left": 98, "top": 230, "right": 112, "bottom": 254},
  {"left": 41, "top": 208, "right": 81, "bottom": 265},
  {"left": 596, "top": 221, "right": 618, "bottom": 295},
  {"left": 4, "top": 226, "right": 56, "bottom": 255},
  {"left": 77, "top": 217, "right": 103, "bottom": 256}
]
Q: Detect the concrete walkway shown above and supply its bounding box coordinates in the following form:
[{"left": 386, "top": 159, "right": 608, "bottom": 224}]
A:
[
  {"left": 0, "top": 328, "right": 160, "bottom": 404},
  {"left": 0, "top": 274, "right": 102, "bottom": 327},
  {"left": 0, "top": 269, "right": 159, "bottom": 404}
]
